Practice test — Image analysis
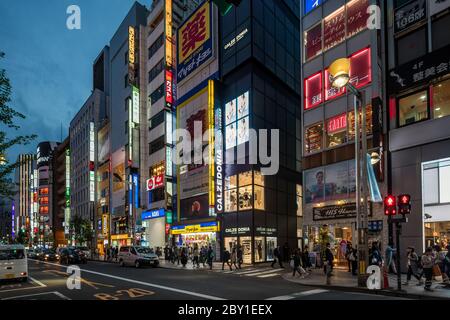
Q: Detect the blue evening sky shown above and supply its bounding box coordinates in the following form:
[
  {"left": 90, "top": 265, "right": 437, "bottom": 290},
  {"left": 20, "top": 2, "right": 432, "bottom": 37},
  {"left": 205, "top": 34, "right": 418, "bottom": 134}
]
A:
[{"left": 0, "top": 0, "right": 149, "bottom": 163}]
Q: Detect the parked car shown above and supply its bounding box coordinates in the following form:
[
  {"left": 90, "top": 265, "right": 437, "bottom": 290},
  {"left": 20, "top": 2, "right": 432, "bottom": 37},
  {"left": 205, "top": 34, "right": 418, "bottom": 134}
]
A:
[
  {"left": 26, "top": 249, "right": 38, "bottom": 259},
  {"left": 59, "top": 248, "right": 87, "bottom": 265},
  {"left": 73, "top": 246, "right": 91, "bottom": 259},
  {"left": 40, "top": 249, "right": 59, "bottom": 262},
  {"left": 118, "top": 246, "right": 159, "bottom": 268}
]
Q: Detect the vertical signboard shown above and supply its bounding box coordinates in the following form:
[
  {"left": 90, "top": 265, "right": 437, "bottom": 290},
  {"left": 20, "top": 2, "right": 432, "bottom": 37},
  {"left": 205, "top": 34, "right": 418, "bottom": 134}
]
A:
[
  {"left": 128, "top": 26, "right": 136, "bottom": 85},
  {"left": 165, "top": 0, "right": 173, "bottom": 68},
  {"left": 65, "top": 149, "right": 71, "bottom": 234},
  {"left": 132, "top": 86, "right": 140, "bottom": 124},
  {"left": 215, "top": 92, "right": 223, "bottom": 214},
  {"left": 177, "top": 1, "right": 214, "bottom": 83},
  {"left": 89, "top": 123, "right": 95, "bottom": 202}
]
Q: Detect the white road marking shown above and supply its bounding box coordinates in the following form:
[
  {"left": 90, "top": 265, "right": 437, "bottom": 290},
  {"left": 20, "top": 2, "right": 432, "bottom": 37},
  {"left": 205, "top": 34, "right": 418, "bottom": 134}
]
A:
[
  {"left": 245, "top": 269, "right": 285, "bottom": 277},
  {"left": 2, "top": 291, "right": 71, "bottom": 300},
  {"left": 234, "top": 268, "right": 272, "bottom": 275},
  {"left": 29, "top": 277, "right": 47, "bottom": 288},
  {"left": 258, "top": 273, "right": 282, "bottom": 278},
  {"left": 29, "top": 260, "right": 226, "bottom": 301},
  {"left": 265, "top": 289, "right": 329, "bottom": 300},
  {"left": 293, "top": 289, "right": 329, "bottom": 296}
]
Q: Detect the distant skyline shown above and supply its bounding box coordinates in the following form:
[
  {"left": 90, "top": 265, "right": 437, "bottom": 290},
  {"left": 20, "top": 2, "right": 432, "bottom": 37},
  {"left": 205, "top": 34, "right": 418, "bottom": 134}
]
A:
[{"left": 0, "top": 0, "right": 149, "bottom": 163}]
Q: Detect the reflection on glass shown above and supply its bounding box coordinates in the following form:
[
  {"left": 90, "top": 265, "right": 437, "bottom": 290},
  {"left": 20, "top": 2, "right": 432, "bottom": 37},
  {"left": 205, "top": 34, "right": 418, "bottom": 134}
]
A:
[
  {"left": 239, "top": 186, "right": 253, "bottom": 211},
  {"left": 254, "top": 186, "right": 265, "bottom": 210},
  {"left": 433, "top": 79, "right": 450, "bottom": 119},
  {"left": 254, "top": 237, "right": 265, "bottom": 263},
  {"left": 225, "top": 189, "right": 238, "bottom": 212}
]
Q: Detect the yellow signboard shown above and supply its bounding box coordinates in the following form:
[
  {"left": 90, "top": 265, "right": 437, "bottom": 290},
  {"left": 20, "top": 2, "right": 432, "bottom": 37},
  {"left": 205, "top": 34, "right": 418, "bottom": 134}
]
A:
[
  {"left": 165, "top": 0, "right": 173, "bottom": 68},
  {"left": 129, "top": 26, "right": 135, "bottom": 65},
  {"left": 171, "top": 222, "right": 219, "bottom": 235},
  {"left": 177, "top": 0, "right": 211, "bottom": 64}
]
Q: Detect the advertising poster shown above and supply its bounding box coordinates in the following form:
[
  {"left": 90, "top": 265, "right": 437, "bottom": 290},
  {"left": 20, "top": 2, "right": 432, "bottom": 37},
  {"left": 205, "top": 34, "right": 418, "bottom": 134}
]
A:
[
  {"left": 112, "top": 163, "right": 125, "bottom": 192},
  {"left": 97, "top": 126, "right": 110, "bottom": 164},
  {"left": 180, "top": 194, "right": 210, "bottom": 221},
  {"left": 225, "top": 123, "right": 237, "bottom": 149},
  {"left": 324, "top": 161, "right": 349, "bottom": 201},
  {"left": 225, "top": 99, "right": 236, "bottom": 125},
  {"left": 177, "top": 85, "right": 211, "bottom": 202},
  {"left": 237, "top": 92, "right": 249, "bottom": 119},
  {"left": 237, "top": 117, "right": 249, "bottom": 145},
  {"left": 304, "top": 168, "right": 326, "bottom": 204}
]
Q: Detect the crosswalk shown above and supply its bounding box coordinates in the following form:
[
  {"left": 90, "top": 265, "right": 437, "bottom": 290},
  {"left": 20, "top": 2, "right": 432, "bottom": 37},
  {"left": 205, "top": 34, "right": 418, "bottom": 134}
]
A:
[{"left": 213, "top": 267, "right": 287, "bottom": 278}]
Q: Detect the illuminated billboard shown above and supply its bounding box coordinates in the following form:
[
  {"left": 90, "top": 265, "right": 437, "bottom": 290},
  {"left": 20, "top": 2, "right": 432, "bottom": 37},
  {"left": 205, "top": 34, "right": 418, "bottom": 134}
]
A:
[
  {"left": 225, "top": 91, "right": 249, "bottom": 149},
  {"left": 177, "top": 1, "right": 214, "bottom": 83}
]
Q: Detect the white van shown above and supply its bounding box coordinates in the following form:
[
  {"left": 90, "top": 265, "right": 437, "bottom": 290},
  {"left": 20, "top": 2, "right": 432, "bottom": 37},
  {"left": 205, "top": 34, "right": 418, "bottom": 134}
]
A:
[{"left": 0, "top": 245, "right": 28, "bottom": 282}]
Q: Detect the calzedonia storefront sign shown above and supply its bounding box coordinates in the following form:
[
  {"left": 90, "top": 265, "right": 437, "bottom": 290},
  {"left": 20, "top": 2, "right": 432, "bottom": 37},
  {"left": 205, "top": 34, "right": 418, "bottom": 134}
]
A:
[
  {"left": 389, "top": 44, "right": 450, "bottom": 93},
  {"left": 313, "top": 203, "right": 357, "bottom": 221}
]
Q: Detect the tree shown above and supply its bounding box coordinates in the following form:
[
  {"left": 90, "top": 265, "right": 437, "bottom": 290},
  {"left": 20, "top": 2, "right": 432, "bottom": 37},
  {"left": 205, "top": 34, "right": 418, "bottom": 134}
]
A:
[
  {"left": 70, "top": 215, "right": 94, "bottom": 246},
  {"left": 0, "top": 51, "right": 37, "bottom": 198}
]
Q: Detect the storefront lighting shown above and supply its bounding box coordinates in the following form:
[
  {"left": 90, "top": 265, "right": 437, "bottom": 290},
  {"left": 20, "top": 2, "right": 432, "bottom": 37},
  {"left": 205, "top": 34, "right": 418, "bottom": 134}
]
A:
[
  {"left": 370, "top": 152, "right": 381, "bottom": 165},
  {"left": 329, "top": 58, "right": 351, "bottom": 89}
]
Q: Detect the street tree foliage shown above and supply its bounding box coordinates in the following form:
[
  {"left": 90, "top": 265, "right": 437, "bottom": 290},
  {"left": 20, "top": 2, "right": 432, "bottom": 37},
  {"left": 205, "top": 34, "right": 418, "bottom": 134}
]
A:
[
  {"left": 0, "top": 51, "right": 37, "bottom": 198},
  {"left": 70, "top": 214, "right": 94, "bottom": 246}
]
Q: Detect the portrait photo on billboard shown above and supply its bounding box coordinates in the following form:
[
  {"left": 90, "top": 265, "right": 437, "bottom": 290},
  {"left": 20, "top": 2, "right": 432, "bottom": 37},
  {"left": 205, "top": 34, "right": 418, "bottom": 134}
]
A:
[
  {"left": 225, "top": 122, "right": 237, "bottom": 149},
  {"left": 237, "top": 116, "right": 249, "bottom": 145},
  {"left": 180, "top": 194, "right": 210, "bottom": 221},
  {"left": 237, "top": 91, "right": 249, "bottom": 119},
  {"left": 324, "top": 161, "right": 349, "bottom": 201},
  {"left": 225, "top": 99, "right": 236, "bottom": 125},
  {"left": 304, "top": 168, "right": 325, "bottom": 204}
]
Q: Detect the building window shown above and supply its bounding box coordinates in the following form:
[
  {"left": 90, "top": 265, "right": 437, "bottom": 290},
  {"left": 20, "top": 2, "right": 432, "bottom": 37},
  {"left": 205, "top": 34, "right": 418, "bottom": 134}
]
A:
[
  {"left": 296, "top": 185, "right": 303, "bottom": 217},
  {"left": 224, "top": 171, "right": 265, "bottom": 212},
  {"left": 348, "top": 105, "right": 373, "bottom": 140},
  {"left": 432, "top": 78, "right": 450, "bottom": 120},
  {"left": 125, "top": 51, "right": 128, "bottom": 65},
  {"left": 149, "top": 83, "right": 165, "bottom": 105},
  {"left": 124, "top": 74, "right": 129, "bottom": 88},
  {"left": 304, "top": 72, "right": 322, "bottom": 110},
  {"left": 148, "top": 33, "right": 164, "bottom": 58},
  {"left": 423, "top": 159, "right": 450, "bottom": 205},
  {"left": 148, "top": 59, "right": 164, "bottom": 83},
  {"left": 149, "top": 110, "right": 165, "bottom": 130},
  {"left": 125, "top": 121, "right": 128, "bottom": 134},
  {"left": 398, "top": 90, "right": 429, "bottom": 126},
  {"left": 396, "top": 27, "right": 427, "bottom": 65},
  {"left": 323, "top": 6, "right": 346, "bottom": 51},
  {"left": 304, "top": 23, "right": 322, "bottom": 61},
  {"left": 149, "top": 136, "right": 165, "bottom": 155},
  {"left": 304, "top": 123, "right": 323, "bottom": 154},
  {"left": 150, "top": 162, "right": 165, "bottom": 177},
  {"left": 238, "top": 185, "right": 253, "bottom": 211},
  {"left": 326, "top": 113, "right": 347, "bottom": 148},
  {"left": 225, "top": 175, "right": 238, "bottom": 213},
  {"left": 432, "top": 13, "right": 450, "bottom": 51},
  {"left": 149, "top": 188, "right": 165, "bottom": 203}
]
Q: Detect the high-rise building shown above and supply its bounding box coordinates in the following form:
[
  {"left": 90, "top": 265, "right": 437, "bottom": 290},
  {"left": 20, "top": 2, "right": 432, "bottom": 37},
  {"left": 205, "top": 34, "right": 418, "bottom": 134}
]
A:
[
  {"left": 109, "top": 2, "right": 149, "bottom": 248},
  {"left": 36, "top": 141, "right": 59, "bottom": 246},
  {"left": 13, "top": 154, "right": 36, "bottom": 244},
  {"left": 300, "top": 0, "right": 389, "bottom": 265},
  {"left": 0, "top": 198, "right": 13, "bottom": 243},
  {"left": 50, "top": 137, "right": 70, "bottom": 247},
  {"left": 141, "top": 0, "right": 201, "bottom": 249},
  {"left": 386, "top": 0, "right": 450, "bottom": 256}
]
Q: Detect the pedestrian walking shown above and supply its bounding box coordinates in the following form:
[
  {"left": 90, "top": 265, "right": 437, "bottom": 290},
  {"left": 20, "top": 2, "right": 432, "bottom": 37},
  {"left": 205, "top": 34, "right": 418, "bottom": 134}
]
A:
[
  {"left": 222, "top": 248, "right": 232, "bottom": 271},
  {"left": 231, "top": 247, "right": 239, "bottom": 269},
  {"left": 292, "top": 249, "right": 307, "bottom": 278},
  {"left": 181, "top": 247, "right": 188, "bottom": 267},
  {"left": 404, "top": 246, "right": 423, "bottom": 286},
  {"left": 345, "top": 243, "right": 353, "bottom": 272},
  {"left": 207, "top": 245, "right": 215, "bottom": 270},
  {"left": 385, "top": 244, "right": 397, "bottom": 274},
  {"left": 201, "top": 246, "right": 207, "bottom": 267},
  {"left": 302, "top": 246, "right": 312, "bottom": 271},
  {"left": 422, "top": 247, "right": 434, "bottom": 291},
  {"left": 237, "top": 245, "right": 243, "bottom": 269},
  {"left": 271, "top": 246, "right": 284, "bottom": 268},
  {"left": 324, "top": 243, "right": 334, "bottom": 284},
  {"left": 193, "top": 244, "right": 200, "bottom": 268}
]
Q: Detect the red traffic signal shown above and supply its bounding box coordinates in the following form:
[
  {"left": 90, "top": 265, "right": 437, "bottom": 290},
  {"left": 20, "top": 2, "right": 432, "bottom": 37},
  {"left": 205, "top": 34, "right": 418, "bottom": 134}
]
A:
[
  {"left": 384, "top": 195, "right": 396, "bottom": 216},
  {"left": 398, "top": 194, "right": 411, "bottom": 215}
]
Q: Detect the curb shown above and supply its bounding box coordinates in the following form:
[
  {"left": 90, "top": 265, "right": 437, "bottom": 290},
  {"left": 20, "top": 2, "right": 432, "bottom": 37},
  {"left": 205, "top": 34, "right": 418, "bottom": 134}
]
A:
[{"left": 282, "top": 275, "right": 450, "bottom": 300}]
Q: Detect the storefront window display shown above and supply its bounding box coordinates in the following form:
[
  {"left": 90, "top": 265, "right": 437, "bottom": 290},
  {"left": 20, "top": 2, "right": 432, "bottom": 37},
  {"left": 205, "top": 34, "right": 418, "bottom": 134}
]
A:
[
  {"left": 240, "top": 237, "right": 252, "bottom": 264},
  {"left": 180, "top": 232, "right": 216, "bottom": 247},
  {"left": 224, "top": 171, "right": 265, "bottom": 213},
  {"left": 347, "top": 105, "right": 373, "bottom": 140},
  {"left": 297, "top": 185, "right": 303, "bottom": 217},
  {"left": 254, "top": 237, "right": 265, "bottom": 263},
  {"left": 305, "top": 123, "right": 323, "bottom": 154},
  {"left": 224, "top": 237, "right": 238, "bottom": 252},
  {"left": 266, "top": 237, "right": 277, "bottom": 261},
  {"left": 327, "top": 113, "right": 347, "bottom": 148}
]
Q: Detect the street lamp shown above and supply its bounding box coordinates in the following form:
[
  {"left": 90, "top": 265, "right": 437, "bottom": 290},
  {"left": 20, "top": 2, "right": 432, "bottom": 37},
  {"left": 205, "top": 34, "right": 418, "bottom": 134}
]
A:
[{"left": 329, "top": 58, "right": 370, "bottom": 287}]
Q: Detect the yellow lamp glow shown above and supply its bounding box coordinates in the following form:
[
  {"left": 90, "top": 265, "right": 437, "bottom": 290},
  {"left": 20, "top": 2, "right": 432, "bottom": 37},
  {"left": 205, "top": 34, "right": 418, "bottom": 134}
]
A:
[{"left": 329, "top": 58, "right": 351, "bottom": 89}]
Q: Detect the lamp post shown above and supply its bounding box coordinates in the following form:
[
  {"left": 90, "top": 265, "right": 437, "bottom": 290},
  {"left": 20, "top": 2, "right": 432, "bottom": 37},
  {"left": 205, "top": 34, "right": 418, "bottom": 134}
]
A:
[{"left": 329, "top": 58, "right": 369, "bottom": 286}]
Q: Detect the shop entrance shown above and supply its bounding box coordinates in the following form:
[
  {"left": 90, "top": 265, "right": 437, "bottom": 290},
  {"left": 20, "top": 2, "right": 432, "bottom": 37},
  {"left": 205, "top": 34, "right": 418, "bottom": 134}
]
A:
[{"left": 334, "top": 225, "right": 354, "bottom": 267}]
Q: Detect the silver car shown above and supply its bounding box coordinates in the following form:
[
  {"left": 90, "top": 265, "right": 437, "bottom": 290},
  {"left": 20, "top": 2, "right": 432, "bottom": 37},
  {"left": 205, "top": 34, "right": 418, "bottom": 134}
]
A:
[{"left": 118, "top": 246, "right": 159, "bottom": 268}]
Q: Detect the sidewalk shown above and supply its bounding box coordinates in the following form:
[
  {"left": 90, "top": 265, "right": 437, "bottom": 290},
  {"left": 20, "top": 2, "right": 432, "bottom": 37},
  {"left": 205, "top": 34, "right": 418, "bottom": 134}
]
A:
[
  {"left": 158, "top": 259, "right": 255, "bottom": 271},
  {"left": 282, "top": 267, "right": 450, "bottom": 299}
]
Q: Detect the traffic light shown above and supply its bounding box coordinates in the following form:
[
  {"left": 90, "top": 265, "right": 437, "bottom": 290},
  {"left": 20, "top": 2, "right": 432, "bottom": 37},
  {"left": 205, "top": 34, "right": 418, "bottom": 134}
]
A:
[
  {"left": 212, "top": 0, "right": 242, "bottom": 16},
  {"left": 398, "top": 194, "right": 411, "bottom": 215},
  {"left": 384, "top": 195, "right": 396, "bottom": 216}
]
